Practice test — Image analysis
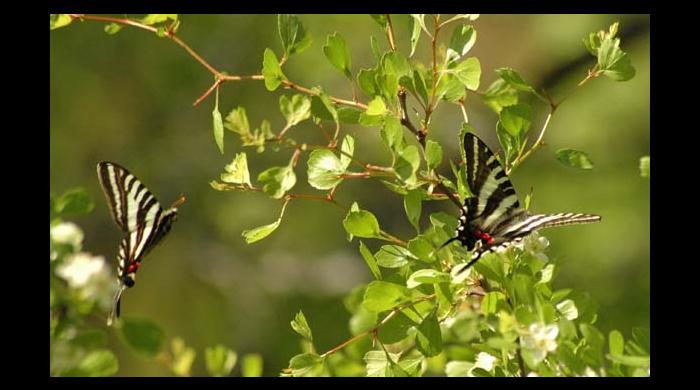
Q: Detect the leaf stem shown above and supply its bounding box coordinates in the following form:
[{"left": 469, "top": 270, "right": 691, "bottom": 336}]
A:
[{"left": 386, "top": 14, "right": 397, "bottom": 51}]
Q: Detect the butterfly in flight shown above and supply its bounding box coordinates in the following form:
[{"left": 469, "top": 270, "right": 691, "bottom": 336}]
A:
[
  {"left": 97, "top": 161, "right": 186, "bottom": 326},
  {"left": 442, "top": 133, "right": 601, "bottom": 275}
]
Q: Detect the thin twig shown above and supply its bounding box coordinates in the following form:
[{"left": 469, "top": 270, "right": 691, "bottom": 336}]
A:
[{"left": 320, "top": 294, "right": 436, "bottom": 358}]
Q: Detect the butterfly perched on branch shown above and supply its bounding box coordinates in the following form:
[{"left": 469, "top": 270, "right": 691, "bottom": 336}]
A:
[
  {"left": 96, "top": 161, "right": 185, "bottom": 326},
  {"left": 443, "top": 133, "right": 600, "bottom": 274}
]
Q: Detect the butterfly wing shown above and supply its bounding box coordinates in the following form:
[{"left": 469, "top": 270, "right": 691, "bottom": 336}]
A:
[
  {"left": 463, "top": 133, "right": 522, "bottom": 232},
  {"left": 450, "top": 133, "right": 601, "bottom": 275}
]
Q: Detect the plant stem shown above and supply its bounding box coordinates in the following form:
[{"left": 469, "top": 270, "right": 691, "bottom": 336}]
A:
[{"left": 319, "top": 294, "right": 436, "bottom": 358}]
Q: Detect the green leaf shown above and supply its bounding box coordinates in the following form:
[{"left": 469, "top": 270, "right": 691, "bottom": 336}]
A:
[
  {"left": 631, "top": 327, "right": 650, "bottom": 354},
  {"left": 242, "top": 219, "right": 281, "bottom": 244},
  {"left": 205, "top": 345, "right": 237, "bottom": 377},
  {"left": 289, "top": 353, "right": 323, "bottom": 377},
  {"left": 359, "top": 241, "right": 382, "bottom": 280},
  {"left": 580, "top": 324, "right": 605, "bottom": 353},
  {"left": 382, "top": 51, "right": 412, "bottom": 79},
  {"left": 343, "top": 206, "right": 382, "bottom": 239},
  {"left": 416, "top": 311, "right": 443, "bottom": 357},
  {"left": 376, "top": 245, "right": 416, "bottom": 268},
  {"left": 278, "top": 14, "right": 312, "bottom": 56},
  {"left": 607, "top": 354, "right": 650, "bottom": 367},
  {"left": 407, "top": 269, "right": 450, "bottom": 288},
  {"left": 309, "top": 89, "right": 338, "bottom": 122},
  {"left": 441, "top": 77, "right": 466, "bottom": 102},
  {"left": 366, "top": 96, "right": 387, "bottom": 116},
  {"left": 141, "top": 14, "right": 177, "bottom": 25},
  {"left": 481, "top": 292, "right": 507, "bottom": 315},
  {"left": 370, "top": 35, "right": 382, "bottom": 61},
  {"left": 307, "top": 149, "right": 345, "bottom": 190},
  {"left": 170, "top": 338, "right": 196, "bottom": 377},
  {"left": 453, "top": 58, "right": 481, "bottom": 91},
  {"left": 408, "top": 16, "right": 422, "bottom": 57},
  {"left": 496, "top": 67, "right": 537, "bottom": 95},
  {"left": 381, "top": 115, "right": 404, "bottom": 154},
  {"left": 57, "top": 188, "right": 94, "bottom": 215},
  {"left": 538, "top": 263, "right": 555, "bottom": 284},
  {"left": 407, "top": 236, "right": 435, "bottom": 262},
  {"left": 291, "top": 310, "right": 313, "bottom": 341},
  {"left": 258, "top": 165, "right": 296, "bottom": 199},
  {"left": 410, "top": 14, "right": 430, "bottom": 36},
  {"left": 608, "top": 330, "right": 624, "bottom": 356},
  {"left": 377, "top": 312, "right": 414, "bottom": 344},
  {"left": 425, "top": 140, "right": 443, "bottom": 170},
  {"left": 395, "top": 145, "right": 420, "bottom": 184},
  {"left": 597, "top": 29, "right": 635, "bottom": 81},
  {"left": 221, "top": 153, "right": 252, "bottom": 187},
  {"left": 262, "top": 48, "right": 286, "bottom": 91},
  {"left": 50, "top": 14, "right": 73, "bottom": 30},
  {"left": 496, "top": 122, "right": 518, "bottom": 163},
  {"left": 323, "top": 32, "right": 352, "bottom": 79},
  {"left": 224, "top": 106, "right": 250, "bottom": 136},
  {"left": 364, "top": 350, "right": 408, "bottom": 377},
  {"left": 338, "top": 107, "right": 362, "bottom": 124},
  {"left": 447, "top": 25, "right": 477, "bottom": 64},
  {"left": 280, "top": 94, "right": 311, "bottom": 127},
  {"left": 556, "top": 299, "right": 579, "bottom": 320},
  {"left": 445, "top": 361, "right": 472, "bottom": 377},
  {"left": 556, "top": 149, "right": 595, "bottom": 170},
  {"left": 363, "top": 281, "right": 410, "bottom": 312},
  {"left": 482, "top": 79, "right": 518, "bottom": 113},
  {"left": 340, "top": 134, "right": 355, "bottom": 170},
  {"left": 119, "top": 317, "right": 165, "bottom": 357},
  {"left": 370, "top": 14, "right": 388, "bottom": 28},
  {"left": 499, "top": 103, "right": 531, "bottom": 138},
  {"left": 412, "top": 69, "right": 429, "bottom": 105},
  {"left": 213, "top": 99, "right": 224, "bottom": 154},
  {"left": 639, "top": 156, "right": 650, "bottom": 178},
  {"left": 357, "top": 68, "right": 379, "bottom": 97},
  {"left": 63, "top": 349, "right": 118, "bottom": 377},
  {"left": 104, "top": 23, "right": 123, "bottom": 35},
  {"left": 404, "top": 189, "right": 422, "bottom": 232},
  {"left": 242, "top": 353, "right": 263, "bottom": 377}
]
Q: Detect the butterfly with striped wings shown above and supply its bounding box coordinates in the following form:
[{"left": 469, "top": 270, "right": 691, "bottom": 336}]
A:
[
  {"left": 97, "top": 161, "right": 186, "bottom": 326},
  {"left": 443, "top": 133, "right": 601, "bottom": 275}
]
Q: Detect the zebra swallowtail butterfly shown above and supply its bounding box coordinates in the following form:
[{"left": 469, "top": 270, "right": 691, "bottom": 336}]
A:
[
  {"left": 97, "top": 161, "right": 185, "bottom": 326},
  {"left": 443, "top": 133, "right": 601, "bottom": 275}
]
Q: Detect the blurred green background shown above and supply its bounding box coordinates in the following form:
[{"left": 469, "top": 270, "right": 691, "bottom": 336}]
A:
[{"left": 50, "top": 14, "right": 649, "bottom": 376}]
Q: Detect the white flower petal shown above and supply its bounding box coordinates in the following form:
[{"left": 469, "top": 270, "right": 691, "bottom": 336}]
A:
[{"left": 50, "top": 222, "right": 84, "bottom": 249}]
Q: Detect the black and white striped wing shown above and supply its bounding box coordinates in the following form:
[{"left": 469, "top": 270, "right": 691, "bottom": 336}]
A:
[
  {"left": 449, "top": 133, "right": 601, "bottom": 274},
  {"left": 97, "top": 162, "right": 175, "bottom": 268},
  {"left": 463, "top": 133, "right": 521, "bottom": 234},
  {"left": 492, "top": 212, "right": 602, "bottom": 241}
]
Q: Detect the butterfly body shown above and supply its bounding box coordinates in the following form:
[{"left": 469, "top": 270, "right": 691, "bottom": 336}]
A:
[
  {"left": 446, "top": 133, "right": 601, "bottom": 274},
  {"left": 96, "top": 161, "right": 184, "bottom": 325}
]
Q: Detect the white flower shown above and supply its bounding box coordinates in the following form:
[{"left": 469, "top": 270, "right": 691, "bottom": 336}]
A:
[
  {"left": 521, "top": 323, "right": 559, "bottom": 364},
  {"left": 520, "top": 232, "right": 550, "bottom": 262},
  {"left": 581, "top": 367, "right": 599, "bottom": 377},
  {"left": 474, "top": 352, "right": 497, "bottom": 371},
  {"left": 527, "top": 372, "right": 539, "bottom": 377},
  {"left": 56, "top": 252, "right": 115, "bottom": 307},
  {"left": 50, "top": 222, "right": 84, "bottom": 260}
]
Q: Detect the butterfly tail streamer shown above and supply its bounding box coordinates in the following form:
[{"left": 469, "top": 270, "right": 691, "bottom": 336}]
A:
[{"left": 107, "top": 283, "right": 127, "bottom": 326}]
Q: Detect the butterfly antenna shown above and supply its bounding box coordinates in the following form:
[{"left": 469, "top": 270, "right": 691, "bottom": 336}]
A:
[
  {"left": 439, "top": 236, "right": 459, "bottom": 250},
  {"left": 107, "top": 284, "right": 127, "bottom": 326}
]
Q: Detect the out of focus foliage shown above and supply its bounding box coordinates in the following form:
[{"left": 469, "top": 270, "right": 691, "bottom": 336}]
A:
[{"left": 50, "top": 14, "right": 649, "bottom": 376}]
